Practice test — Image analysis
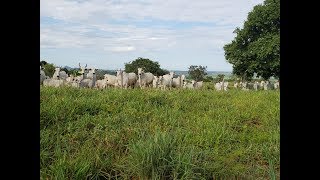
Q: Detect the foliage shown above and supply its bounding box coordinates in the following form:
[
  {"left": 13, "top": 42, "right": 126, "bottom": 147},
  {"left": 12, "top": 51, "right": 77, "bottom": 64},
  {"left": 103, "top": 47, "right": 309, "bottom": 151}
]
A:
[
  {"left": 223, "top": 0, "right": 280, "bottom": 80},
  {"left": 43, "top": 63, "right": 56, "bottom": 78},
  {"left": 95, "top": 69, "right": 116, "bottom": 80},
  {"left": 41, "top": 86, "right": 280, "bottom": 179},
  {"left": 188, "top": 65, "right": 207, "bottom": 81},
  {"left": 217, "top": 74, "right": 225, "bottom": 82},
  {"left": 68, "top": 68, "right": 81, "bottom": 77},
  {"left": 203, "top": 76, "right": 214, "bottom": 82},
  {"left": 61, "top": 68, "right": 69, "bottom": 75},
  {"left": 40, "top": 60, "right": 47, "bottom": 66},
  {"left": 125, "top": 57, "right": 169, "bottom": 76}
]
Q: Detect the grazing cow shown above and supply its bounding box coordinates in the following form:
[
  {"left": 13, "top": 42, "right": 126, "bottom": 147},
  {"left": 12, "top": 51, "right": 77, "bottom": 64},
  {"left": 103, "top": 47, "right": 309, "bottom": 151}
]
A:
[
  {"left": 116, "top": 69, "right": 138, "bottom": 89},
  {"left": 137, "top": 68, "right": 154, "bottom": 88},
  {"left": 172, "top": 74, "right": 186, "bottom": 88},
  {"left": 159, "top": 72, "right": 175, "bottom": 90}
]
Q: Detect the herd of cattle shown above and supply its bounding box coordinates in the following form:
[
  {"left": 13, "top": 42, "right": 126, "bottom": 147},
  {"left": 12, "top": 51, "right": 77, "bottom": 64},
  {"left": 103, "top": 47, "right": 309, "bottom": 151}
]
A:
[{"left": 40, "top": 64, "right": 279, "bottom": 91}]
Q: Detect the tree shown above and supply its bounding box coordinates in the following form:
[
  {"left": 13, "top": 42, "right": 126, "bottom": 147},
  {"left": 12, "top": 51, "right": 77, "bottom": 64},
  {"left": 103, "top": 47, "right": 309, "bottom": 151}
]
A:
[
  {"left": 40, "top": 60, "right": 47, "bottom": 66},
  {"left": 217, "top": 74, "right": 225, "bottom": 82},
  {"left": 188, "top": 65, "right": 207, "bottom": 81},
  {"left": 203, "top": 75, "right": 214, "bottom": 82},
  {"left": 223, "top": 0, "right": 280, "bottom": 80},
  {"left": 124, "top": 57, "right": 169, "bottom": 76},
  {"left": 43, "top": 63, "right": 55, "bottom": 77},
  {"left": 61, "top": 67, "right": 69, "bottom": 75}
]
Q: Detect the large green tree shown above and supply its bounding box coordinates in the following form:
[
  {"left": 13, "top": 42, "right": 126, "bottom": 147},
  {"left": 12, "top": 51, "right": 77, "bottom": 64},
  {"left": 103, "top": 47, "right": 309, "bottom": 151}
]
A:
[
  {"left": 188, "top": 65, "right": 207, "bottom": 81},
  {"left": 224, "top": 0, "right": 280, "bottom": 80},
  {"left": 124, "top": 57, "right": 169, "bottom": 76}
]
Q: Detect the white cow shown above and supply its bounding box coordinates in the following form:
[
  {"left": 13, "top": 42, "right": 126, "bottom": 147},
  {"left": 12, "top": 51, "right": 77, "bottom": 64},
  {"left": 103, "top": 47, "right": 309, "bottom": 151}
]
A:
[
  {"left": 223, "top": 81, "right": 229, "bottom": 91},
  {"left": 94, "top": 79, "right": 107, "bottom": 89},
  {"left": 74, "top": 63, "right": 89, "bottom": 82},
  {"left": 43, "top": 79, "right": 65, "bottom": 87},
  {"left": 234, "top": 82, "right": 239, "bottom": 88},
  {"left": 66, "top": 74, "right": 74, "bottom": 83},
  {"left": 86, "top": 68, "right": 97, "bottom": 80},
  {"left": 52, "top": 67, "right": 60, "bottom": 80},
  {"left": 137, "top": 68, "right": 154, "bottom": 88},
  {"left": 253, "top": 81, "right": 260, "bottom": 91},
  {"left": 172, "top": 74, "right": 186, "bottom": 88},
  {"left": 79, "top": 68, "right": 97, "bottom": 88},
  {"left": 152, "top": 76, "right": 160, "bottom": 88},
  {"left": 52, "top": 67, "right": 68, "bottom": 80},
  {"left": 116, "top": 69, "right": 138, "bottom": 89},
  {"left": 59, "top": 71, "right": 68, "bottom": 80},
  {"left": 159, "top": 72, "right": 175, "bottom": 90},
  {"left": 79, "top": 78, "right": 96, "bottom": 88},
  {"left": 156, "top": 76, "right": 163, "bottom": 89},
  {"left": 104, "top": 74, "right": 118, "bottom": 88},
  {"left": 264, "top": 81, "right": 273, "bottom": 90},
  {"left": 64, "top": 75, "right": 74, "bottom": 87},
  {"left": 183, "top": 80, "right": 196, "bottom": 89},
  {"left": 274, "top": 80, "right": 280, "bottom": 90},
  {"left": 194, "top": 81, "right": 203, "bottom": 89},
  {"left": 40, "top": 66, "right": 46, "bottom": 85},
  {"left": 260, "top": 81, "right": 266, "bottom": 90},
  {"left": 241, "top": 82, "right": 249, "bottom": 90},
  {"left": 215, "top": 82, "right": 222, "bottom": 91}
]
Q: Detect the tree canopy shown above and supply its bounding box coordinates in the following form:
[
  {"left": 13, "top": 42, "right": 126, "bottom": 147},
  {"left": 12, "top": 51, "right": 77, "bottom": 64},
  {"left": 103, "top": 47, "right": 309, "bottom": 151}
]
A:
[
  {"left": 188, "top": 65, "right": 207, "bottom": 81},
  {"left": 125, "top": 57, "right": 169, "bottom": 76},
  {"left": 43, "top": 63, "right": 55, "bottom": 77},
  {"left": 223, "top": 0, "right": 280, "bottom": 80}
]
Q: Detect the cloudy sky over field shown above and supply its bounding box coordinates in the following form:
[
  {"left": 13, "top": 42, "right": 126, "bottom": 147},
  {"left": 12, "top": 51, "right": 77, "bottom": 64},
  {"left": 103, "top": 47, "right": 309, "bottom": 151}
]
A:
[{"left": 40, "top": 0, "right": 264, "bottom": 71}]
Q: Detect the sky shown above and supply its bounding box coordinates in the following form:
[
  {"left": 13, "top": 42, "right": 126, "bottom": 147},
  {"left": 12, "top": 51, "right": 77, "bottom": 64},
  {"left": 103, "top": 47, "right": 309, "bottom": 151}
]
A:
[{"left": 40, "top": 0, "right": 264, "bottom": 71}]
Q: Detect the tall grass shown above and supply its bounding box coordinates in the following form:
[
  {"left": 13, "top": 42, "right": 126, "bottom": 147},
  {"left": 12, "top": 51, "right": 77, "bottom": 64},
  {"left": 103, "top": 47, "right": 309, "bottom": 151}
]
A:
[{"left": 40, "top": 86, "right": 280, "bottom": 179}]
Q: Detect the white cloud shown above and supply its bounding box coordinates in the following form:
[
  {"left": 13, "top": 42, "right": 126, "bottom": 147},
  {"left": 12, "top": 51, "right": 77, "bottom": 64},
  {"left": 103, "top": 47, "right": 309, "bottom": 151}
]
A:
[
  {"left": 40, "top": 0, "right": 265, "bottom": 70},
  {"left": 110, "top": 46, "right": 136, "bottom": 52},
  {"left": 41, "top": 0, "right": 263, "bottom": 24}
]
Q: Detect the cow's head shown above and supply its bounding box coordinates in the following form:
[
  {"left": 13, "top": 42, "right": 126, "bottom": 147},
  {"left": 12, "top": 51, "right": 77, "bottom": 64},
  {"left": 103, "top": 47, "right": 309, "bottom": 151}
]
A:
[
  {"left": 137, "top": 68, "right": 144, "bottom": 76},
  {"left": 78, "top": 63, "right": 88, "bottom": 75}
]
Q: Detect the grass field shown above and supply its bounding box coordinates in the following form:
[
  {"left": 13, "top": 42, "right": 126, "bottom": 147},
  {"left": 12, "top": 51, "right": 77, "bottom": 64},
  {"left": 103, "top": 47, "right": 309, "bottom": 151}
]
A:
[{"left": 40, "top": 86, "right": 280, "bottom": 179}]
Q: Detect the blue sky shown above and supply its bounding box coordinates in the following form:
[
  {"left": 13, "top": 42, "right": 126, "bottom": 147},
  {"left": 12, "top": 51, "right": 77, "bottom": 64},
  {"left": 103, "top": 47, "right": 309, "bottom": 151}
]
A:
[{"left": 40, "top": 0, "right": 264, "bottom": 71}]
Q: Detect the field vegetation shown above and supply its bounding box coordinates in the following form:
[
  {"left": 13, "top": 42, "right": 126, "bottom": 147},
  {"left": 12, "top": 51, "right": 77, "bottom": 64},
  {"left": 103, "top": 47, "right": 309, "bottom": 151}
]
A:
[{"left": 40, "top": 85, "right": 280, "bottom": 179}]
